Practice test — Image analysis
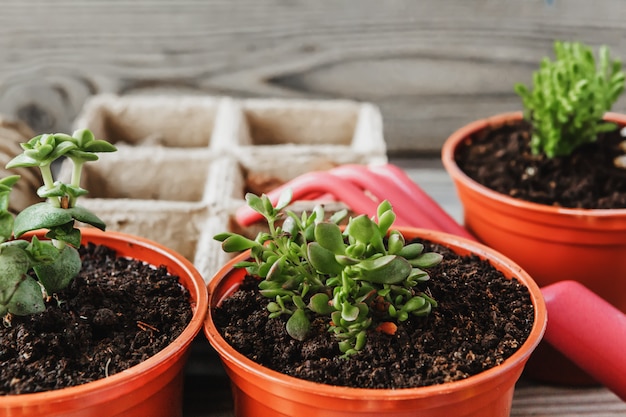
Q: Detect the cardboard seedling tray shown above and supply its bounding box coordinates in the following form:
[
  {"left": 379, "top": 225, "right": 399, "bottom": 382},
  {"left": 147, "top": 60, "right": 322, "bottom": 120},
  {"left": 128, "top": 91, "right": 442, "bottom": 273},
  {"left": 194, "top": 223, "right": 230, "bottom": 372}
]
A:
[{"left": 71, "top": 94, "right": 387, "bottom": 282}]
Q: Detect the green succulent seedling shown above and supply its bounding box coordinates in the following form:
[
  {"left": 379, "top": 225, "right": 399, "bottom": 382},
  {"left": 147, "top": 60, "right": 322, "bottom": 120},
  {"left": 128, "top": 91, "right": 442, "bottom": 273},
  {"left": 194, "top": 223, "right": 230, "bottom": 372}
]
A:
[
  {"left": 0, "top": 130, "right": 116, "bottom": 317},
  {"left": 515, "top": 40, "right": 626, "bottom": 158},
  {"left": 215, "top": 190, "right": 443, "bottom": 357}
]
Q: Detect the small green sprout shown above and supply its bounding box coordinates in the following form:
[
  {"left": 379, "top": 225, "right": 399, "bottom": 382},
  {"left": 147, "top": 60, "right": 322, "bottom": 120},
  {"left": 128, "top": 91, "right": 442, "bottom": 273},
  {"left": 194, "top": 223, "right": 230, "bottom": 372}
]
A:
[
  {"left": 0, "top": 130, "right": 116, "bottom": 317},
  {"left": 514, "top": 40, "right": 625, "bottom": 158},
  {"left": 214, "top": 190, "right": 442, "bottom": 357}
]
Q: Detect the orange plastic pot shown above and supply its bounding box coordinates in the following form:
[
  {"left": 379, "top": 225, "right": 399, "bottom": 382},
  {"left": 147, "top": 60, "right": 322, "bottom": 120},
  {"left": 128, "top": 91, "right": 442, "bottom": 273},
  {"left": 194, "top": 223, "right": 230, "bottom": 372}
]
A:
[
  {"left": 0, "top": 228, "right": 209, "bottom": 417},
  {"left": 204, "top": 227, "right": 546, "bottom": 417},
  {"left": 442, "top": 111, "right": 626, "bottom": 384}
]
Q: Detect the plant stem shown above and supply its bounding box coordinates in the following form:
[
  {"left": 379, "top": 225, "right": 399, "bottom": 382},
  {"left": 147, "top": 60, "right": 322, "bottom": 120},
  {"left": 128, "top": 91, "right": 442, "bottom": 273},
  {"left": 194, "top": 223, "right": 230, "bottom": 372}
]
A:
[
  {"left": 69, "top": 159, "right": 84, "bottom": 208},
  {"left": 39, "top": 164, "right": 60, "bottom": 208}
]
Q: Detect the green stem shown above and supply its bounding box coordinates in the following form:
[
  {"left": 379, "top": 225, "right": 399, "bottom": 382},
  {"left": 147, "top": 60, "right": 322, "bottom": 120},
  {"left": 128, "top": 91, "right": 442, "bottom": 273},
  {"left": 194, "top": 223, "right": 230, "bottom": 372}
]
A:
[
  {"left": 39, "top": 164, "right": 59, "bottom": 208},
  {"left": 69, "top": 159, "right": 84, "bottom": 208}
]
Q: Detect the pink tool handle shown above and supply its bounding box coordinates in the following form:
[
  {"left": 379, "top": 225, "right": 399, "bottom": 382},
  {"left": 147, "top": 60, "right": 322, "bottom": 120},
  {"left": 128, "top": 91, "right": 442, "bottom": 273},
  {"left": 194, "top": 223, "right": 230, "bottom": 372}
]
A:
[
  {"left": 369, "top": 164, "right": 476, "bottom": 240},
  {"left": 329, "top": 165, "right": 442, "bottom": 230},
  {"left": 234, "top": 171, "right": 381, "bottom": 227},
  {"left": 541, "top": 280, "right": 626, "bottom": 401}
]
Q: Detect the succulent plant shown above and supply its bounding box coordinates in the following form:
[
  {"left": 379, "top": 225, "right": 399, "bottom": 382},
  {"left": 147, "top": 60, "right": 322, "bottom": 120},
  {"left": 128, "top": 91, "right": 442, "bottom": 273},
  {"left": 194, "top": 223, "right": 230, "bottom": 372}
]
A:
[
  {"left": 515, "top": 40, "right": 625, "bottom": 158},
  {"left": 0, "top": 130, "right": 116, "bottom": 317},
  {"left": 215, "top": 190, "right": 442, "bottom": 356}
]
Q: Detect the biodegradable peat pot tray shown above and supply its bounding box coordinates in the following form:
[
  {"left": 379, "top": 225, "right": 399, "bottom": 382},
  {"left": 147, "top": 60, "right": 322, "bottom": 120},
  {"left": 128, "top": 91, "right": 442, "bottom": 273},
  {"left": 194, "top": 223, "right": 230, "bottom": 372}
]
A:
[{"left": 70, "top": 94, "right": 387, "bottom": 282}]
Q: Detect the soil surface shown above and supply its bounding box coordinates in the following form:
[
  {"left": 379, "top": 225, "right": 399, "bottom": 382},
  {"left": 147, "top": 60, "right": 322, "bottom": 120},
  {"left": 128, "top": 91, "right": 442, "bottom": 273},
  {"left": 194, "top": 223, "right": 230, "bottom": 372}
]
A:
[
  {"left": 213, "top": 240, "right": 534, "bottom": 389},
  {"left": 454, "top": 119, "right": 626, "bottom": 209},
  {"left": 0, "top": 243, "right": 192, "bottom": 395}
]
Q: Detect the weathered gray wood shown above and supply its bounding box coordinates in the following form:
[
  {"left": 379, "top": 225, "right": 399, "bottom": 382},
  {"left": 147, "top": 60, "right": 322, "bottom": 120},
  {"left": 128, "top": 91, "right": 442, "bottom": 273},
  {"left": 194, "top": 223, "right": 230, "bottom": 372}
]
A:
[{"left": 1, "top": 0, "right": 626, "bottom": 153}]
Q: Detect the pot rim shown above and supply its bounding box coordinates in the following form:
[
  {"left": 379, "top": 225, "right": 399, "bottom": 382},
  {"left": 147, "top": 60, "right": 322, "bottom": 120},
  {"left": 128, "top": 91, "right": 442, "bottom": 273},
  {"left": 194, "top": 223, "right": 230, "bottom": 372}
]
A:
[
  {"left": 204, "top": 227, "right": 547, "bottom": 399},
  {"left": 1, "top": 228, "right": 208, "bottom": 405},
  {"left": 441, "top": 111, "right": 626, "bottom": 218}
]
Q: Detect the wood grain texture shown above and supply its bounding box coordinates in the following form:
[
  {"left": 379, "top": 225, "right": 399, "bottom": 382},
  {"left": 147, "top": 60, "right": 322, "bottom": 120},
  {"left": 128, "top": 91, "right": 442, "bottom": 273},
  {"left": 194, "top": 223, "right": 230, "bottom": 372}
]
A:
[{"left": 2, "top": 0, "right": 626, "bottom": 153}]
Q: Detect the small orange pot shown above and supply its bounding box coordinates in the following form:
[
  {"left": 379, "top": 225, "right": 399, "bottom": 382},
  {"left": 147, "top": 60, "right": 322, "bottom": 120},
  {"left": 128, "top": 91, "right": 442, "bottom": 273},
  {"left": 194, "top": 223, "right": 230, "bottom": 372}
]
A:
[
  {"left": 441, "top": 112, "right": 626, "bottom": 384},
  {"left": 204, "top": 227, "right": 546, "bottom": 417},
  {"left": 0, "top": 228, "right": 209, "bottom": 417}
]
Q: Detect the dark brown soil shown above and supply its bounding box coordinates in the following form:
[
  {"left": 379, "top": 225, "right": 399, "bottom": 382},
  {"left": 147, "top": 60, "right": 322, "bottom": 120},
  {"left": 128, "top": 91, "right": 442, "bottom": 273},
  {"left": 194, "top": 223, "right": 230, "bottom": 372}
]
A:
[
  {"left": 454, "top": 119, "right": 626, "bottom": 209},
  {"left": 0, "top": 243, "right": 192, "bottom": 395},
  {"left": 213, "top": 240, "right": 534, "bottom": 389}
]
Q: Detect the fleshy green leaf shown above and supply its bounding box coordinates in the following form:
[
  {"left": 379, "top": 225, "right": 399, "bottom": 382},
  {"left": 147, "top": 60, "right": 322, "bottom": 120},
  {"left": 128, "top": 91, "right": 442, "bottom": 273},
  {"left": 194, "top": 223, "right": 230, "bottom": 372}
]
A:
[
  {"left": 67, "top": 206, "right": 106, "bottom": 230},
  {"left": 410, "top": 252, "right": 444, "bottom": 268},
  {"left": 286, "top": 308, "right": 309, "bottom": 341},
  {"left": 307, "top": 242, "right": 344, "bottom": 275},
  {"left": 34, "top": 245, "right": 81, "bottom": 294},
  {"left": 220, "top": 234, "right": 258, "bottom": 252},
  {"left": 309, "top": 293, "right": 334, "bottom": 314},
  {"left": 341, "top": 302, "right": 360, "bottom": 322},
  {"left": 13, "top": 203, "right": 73, "bottom": 237},
  {"left": 348, "top": 215, "right": 376, "bottom": 243},
  {"left": 360, "top": 256, "right": 412, "bottom": 284},
  {"left": 6, "top": 275, "right": 45, "bottom": 315},
  {"left": 275, "top": 188, "right": 292, "bottom": 211},
  {"left": 314, "top": 222, "right": 345, "bottom": 255}
]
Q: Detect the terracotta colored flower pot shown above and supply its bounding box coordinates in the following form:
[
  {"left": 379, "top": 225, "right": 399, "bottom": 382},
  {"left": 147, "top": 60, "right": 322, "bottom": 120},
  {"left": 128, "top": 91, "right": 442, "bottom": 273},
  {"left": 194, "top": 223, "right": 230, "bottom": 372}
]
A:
[
  {"left": 0, "top": 228, "right": 209, "bottom": 417},
  {"left": 204, "top": 227, "right": 546, "bottom": 417},
  {"left": 441, "top": 111, "right": 626, "bottom": 384}
]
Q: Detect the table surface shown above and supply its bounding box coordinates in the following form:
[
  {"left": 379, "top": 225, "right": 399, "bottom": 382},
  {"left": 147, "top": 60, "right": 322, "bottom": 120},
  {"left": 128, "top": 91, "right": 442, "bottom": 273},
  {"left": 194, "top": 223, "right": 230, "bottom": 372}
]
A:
[{"left": 181, "top": 157, "right": 626, "bottom": 417}]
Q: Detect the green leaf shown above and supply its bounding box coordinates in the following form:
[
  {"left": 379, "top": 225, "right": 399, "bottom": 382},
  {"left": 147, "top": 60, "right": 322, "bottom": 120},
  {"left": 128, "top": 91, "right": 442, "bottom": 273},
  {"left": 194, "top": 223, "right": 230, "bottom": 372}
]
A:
[
  {"left": 5, "top": 153, "right": 39, "bottom": 169},
  {"left": 245, "top": 193, "right": 265, "bottom": 215},
  {"left": 341, "top": 301, "right": 360, "bottom": 322},
  {"left": 0, "top": 175, "right": 21, "bottom": 188},
  {"left": 397, "top": 243, "right": 425, "bottom": 259},
  {"left": 67, "top": 206, "right": 106, "bottom": 230},
  {"left": 360, "top": 256, "right": 412, "bottom": 284},
  {"left": 27, "top": 236, "right": 60, "bottom": 263},
  {"left": 46, "top": 223, "right": 82, "bottom": 248},
  {"left": 348, "top": 214, "right": 378, "bottom": 244},
  {"left": 275, "top": 188, "right": 292, "bottom": 211},
  {"left": 377, "top": 209, "right": 396, "bottom": 235},
  {"left": 402, "top": 296, "right": 426, "bottom": 313},
  {"left": 220, "top": 234, "right": 258, "bottom": 252},
  {"left": 6, "top": 275, "right": 45, "bottom": 315},
  {"left": 286, "top": 308, "right": 309, "bottom": 341},
  {"left": 34, "top": 245, "right": 81, "bottom": 294},
  {"left": 0, "top": 212, "right": 14, "bottom": 243},
  {"left": 307, "top": 242, "right": 344, "bottom": 275},
  {"left": 309, "top": 293, "right": 335, "bottom": 314},
  {"left": 13, "top": 203, "right": 73, "bottom": 237},
  {"left": 84, "top": 140, "right": 117, "bottom": 153},
  {"left": 0, "top": 246, "right": 31, "bottom": 283},
  {"left": 68, "top": 150, "right": 99, "bottom": 162},
  {"left": 387, "top": 231, "right": 404, "bottom": 254},
  {"left": 409, "top": 252, "right": 444, "bottom": 268},
  {"left": 71, "top": 129, "right": 94, "bottom": 147},
  {"left": 314, "top": 222, "right": 345, "bottom": 255},
  {"left": 328, "top": 209, "right": 348, "bottom": 225}
]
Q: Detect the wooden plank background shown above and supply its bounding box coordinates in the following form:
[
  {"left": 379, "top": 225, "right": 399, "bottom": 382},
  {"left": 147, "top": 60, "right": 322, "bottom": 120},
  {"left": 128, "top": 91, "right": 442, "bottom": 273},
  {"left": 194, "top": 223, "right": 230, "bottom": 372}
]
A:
[{"left": 1, "top": 0, "right": 625, "bottom": 154}]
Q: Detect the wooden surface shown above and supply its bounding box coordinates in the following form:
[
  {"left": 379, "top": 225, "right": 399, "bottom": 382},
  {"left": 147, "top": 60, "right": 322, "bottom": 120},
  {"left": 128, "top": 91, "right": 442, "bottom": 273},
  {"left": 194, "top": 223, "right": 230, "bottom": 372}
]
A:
[
  {"left": 179, "top": 157, "right": 626, "bottom": 417},
  {"left": 3, "top": 0, "right": 626, "bottom": 154}
]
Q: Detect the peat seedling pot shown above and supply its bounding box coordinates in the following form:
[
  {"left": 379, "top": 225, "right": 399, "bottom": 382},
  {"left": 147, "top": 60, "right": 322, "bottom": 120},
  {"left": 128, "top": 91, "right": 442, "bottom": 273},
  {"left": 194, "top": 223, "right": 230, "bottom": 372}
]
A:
[
  {"left": 0, "top": 228, "right": 208, "bottom": 417},
  {"left": 442, "top": 111, "right": 626, "bottom": 384},
  {"left": 204, "top": 227, "right": 546, "bottom": 417}
]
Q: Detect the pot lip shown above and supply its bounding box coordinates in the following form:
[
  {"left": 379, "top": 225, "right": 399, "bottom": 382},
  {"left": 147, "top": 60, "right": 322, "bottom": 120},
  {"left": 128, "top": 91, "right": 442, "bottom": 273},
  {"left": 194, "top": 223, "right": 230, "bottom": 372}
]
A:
[
  {"left": 1, "top": 228, "right": 208, "bottom": 404},
  {"left": 204, "top": 227, "right": 547, "bottom": 399},
  {"left": 441, "top": 111, "right": 626, "bottom": 217}
]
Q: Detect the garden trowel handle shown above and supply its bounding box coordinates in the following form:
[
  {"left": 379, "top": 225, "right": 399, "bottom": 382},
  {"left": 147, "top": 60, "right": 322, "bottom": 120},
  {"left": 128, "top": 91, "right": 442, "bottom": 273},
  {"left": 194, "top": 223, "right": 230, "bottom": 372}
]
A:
[{"left": 541, "top": 280, "right": 626, "bottom": 401}]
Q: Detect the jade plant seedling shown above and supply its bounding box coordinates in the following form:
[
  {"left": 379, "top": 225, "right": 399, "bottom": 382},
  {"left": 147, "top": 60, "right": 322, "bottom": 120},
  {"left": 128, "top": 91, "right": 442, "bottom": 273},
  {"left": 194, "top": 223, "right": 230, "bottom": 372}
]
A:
[
  {"left": 215, "top": 191, "right": 443, "bottom": 357},
  {"left": 515, "top": 40, "right": 625, "bottom": 158},
  {"left": 0, "top": 130, "right": 116, "bottom": 317}
]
